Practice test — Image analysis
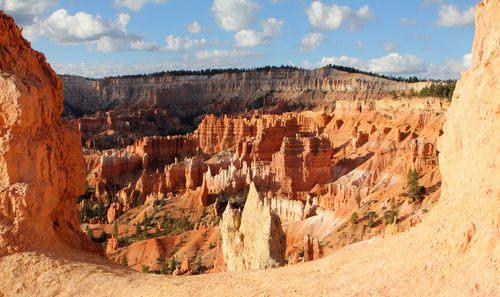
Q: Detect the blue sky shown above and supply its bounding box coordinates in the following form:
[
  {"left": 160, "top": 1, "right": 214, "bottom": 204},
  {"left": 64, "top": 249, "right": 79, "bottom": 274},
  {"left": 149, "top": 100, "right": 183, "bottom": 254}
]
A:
[{"left": 1, "top": 0, "right": 476, "bottom": 78}]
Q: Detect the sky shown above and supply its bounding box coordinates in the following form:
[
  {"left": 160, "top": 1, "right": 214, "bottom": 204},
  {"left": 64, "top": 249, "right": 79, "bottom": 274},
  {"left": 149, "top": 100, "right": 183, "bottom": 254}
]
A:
[{"left": 1, "top": 0, "right": 477, "bottom": 79}]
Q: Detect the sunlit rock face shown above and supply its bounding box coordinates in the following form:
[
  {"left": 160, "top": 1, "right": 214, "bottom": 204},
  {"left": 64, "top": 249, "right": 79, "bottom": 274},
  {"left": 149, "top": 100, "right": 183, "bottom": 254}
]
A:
[
  {"left": 221, "top": 183, "right": 285, "bottom": 271},
  {"left": 0, "top": 11, "right": 101, "bottom": 256}
]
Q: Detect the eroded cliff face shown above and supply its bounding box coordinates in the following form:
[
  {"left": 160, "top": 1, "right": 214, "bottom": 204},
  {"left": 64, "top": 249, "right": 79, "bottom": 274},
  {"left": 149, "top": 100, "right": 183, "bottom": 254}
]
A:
[
  {"left": 435, "top": 0, "right": 499, "bottom": 255},
  {"left": 63, "top": 70, "right": 429, "bottom": 117},
  {"left": 0, "top": 11, "right": 101, "bottom": 256},
  {"left": 64, "top": 68, "right": 433, "bottom": 150}
]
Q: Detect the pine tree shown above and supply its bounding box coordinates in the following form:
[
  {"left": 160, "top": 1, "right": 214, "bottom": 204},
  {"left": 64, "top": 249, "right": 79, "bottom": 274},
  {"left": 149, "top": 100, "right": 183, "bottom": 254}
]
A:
[
  {"left": 407, "top": 168, "right": 420, "bottom": 201},
  {"left": 160, "top": 261, "right": 169, "bottom": 274},
  {"left": 169, "top": 257, "right": 177, "bottom": 273},
  {"left": 113, "top": 221, "right": 118, "bottom": 237},
  {"left": 121, "top": 255, "right": 128, "bottom": 266},
  {"left": 350, "top": 211, "right": 359, "bottom": 224},
  {"left": 135, "top": 224, "right": 142, "bottom": 237},
  {"left": 143, "top": 212, "right": 149, "bottom": 233}
]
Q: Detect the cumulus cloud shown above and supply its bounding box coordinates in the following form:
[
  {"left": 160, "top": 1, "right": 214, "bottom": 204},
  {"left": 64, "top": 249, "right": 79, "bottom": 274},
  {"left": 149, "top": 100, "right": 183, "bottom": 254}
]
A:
[
  {"left": 187, "top": 21, "right": 207, "bottom": 34},
  {"left": 305, "top": 52, "right": 471, "bottom": 79},
  {"left": 129, "top": 35, "right": 208, "bottom": 52},
  {"left": 212, "top": 0, "right": 260, "bottom": 31},
  {"left": 305, "top": 1, "right": 375, "bottom": 32},
  {"left": 162, "top": 35, "right": 207, "bottom": 52},
  {"left": 235, "top": 18, "right": 284, "bottom": 47},
  {"left": 114, "top": 0, "right": 168, "bottom": 11},
  {"left": 0, "top": 0, "right": 57, "bottom": 25},
  {"left": 424, "top": 53, "right": 472, "bottom": 79},
  {"left": 23, "top": 9, "right": 139, "bottom": 52},
  {"left": 130, "top": 40, "right": 158, "bottom": 51},
  {"left": 400, "top": 17, "right": 417, "bottom": 26},
  {"left": 434, "top": 4, "right": 475, "bottom": 27},
  {"left": 299, "top": 32, "right": 323, "bottom": 53},
  {"left": 380, "top": 42, "right": 400, "bottom": 53}
]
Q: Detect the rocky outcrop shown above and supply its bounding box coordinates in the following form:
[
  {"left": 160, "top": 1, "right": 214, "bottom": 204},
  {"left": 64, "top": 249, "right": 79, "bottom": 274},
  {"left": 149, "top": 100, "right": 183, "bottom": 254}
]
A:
[
  {"left": 106, "top": 235, "right": 119, "bottom": 253},
  {"left": 270, "top": 136, "right": 332, "bottom": 194},
  {"left": 303, "top": 234, "right": 323, "bottom": 262},
  {"left": 0, "top": 12, "right": 101, "bottom": 256},
  {"left": 437, "top": 0, "right": 499, "bottom": 253},
  {"left": 221, "top": 183, "right": 285, "bottom": 271}
]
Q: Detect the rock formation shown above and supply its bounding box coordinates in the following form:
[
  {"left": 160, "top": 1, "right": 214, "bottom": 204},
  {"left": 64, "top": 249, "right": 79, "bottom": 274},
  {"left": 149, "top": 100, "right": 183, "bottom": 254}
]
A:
[
  {"left": 0, "top": 11, "right": 100, "bottom": 256},
  {"left": 221, "top": 183, "right": 285, "bottom": 271},
  {"left": 0, "top": 1, "right": 498, "bottom": 295},
  {"left": 62, "top": 68, "right": 431, "bottom": 121}
]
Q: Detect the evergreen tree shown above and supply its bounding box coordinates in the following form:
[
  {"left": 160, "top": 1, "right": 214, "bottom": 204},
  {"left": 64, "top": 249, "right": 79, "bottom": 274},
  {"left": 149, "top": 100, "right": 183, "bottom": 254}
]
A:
[
  {"left": 169, "top": 257, "right": 177, "bottom": 272},
  {"left": 121, "top": 255, "right": 128, "bottom": 266},
  {"left": 160, "top": 261, "right": 169, "bottom": 274},
  {"left": 350, "top": 211, "right": 359, "bottom": 224},
  {"left": 143, "top": 212, "right": 150, "bottom": 232},
  {"left": 135, "top": 224, "right": 142, "bottom": 237},
  {"left": 113, "top": 221, "right": 118, "bottom": 237},
  {"left": 407, "top": 168, "right": 421, "bottom": 201},
  {"left": 97, "top": 199, "right": 106, "bottom": 223}
]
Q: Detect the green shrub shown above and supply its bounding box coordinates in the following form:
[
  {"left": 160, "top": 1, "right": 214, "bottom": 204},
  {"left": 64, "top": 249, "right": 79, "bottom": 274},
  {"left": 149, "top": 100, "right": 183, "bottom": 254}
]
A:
[{"left": 350, "top": 211, "right": 359, "bottom": 224}]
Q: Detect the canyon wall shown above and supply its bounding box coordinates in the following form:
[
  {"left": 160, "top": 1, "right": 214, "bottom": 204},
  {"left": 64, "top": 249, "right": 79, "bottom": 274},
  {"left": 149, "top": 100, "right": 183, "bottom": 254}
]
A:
[
  {"left": 0, "top": 11, "right": 101, "bottom": 256},
  {"left": 64, "top": 68, "right": 432, "bottom": 149},
  {"left": 63, "top": 70, "right": 429, "bottom": 117}
]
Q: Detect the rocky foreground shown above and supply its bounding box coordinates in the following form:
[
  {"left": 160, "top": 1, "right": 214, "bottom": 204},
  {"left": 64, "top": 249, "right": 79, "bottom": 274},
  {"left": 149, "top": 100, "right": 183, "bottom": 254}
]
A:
[{"left": 0, "top": 0, "right": 499, "bottom": 296}]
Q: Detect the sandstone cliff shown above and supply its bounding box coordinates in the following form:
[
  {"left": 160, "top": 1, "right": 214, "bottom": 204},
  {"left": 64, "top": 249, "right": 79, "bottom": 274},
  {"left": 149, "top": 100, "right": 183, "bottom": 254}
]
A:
[
  {"left": 0, "top": 11, "right": 101, "bottom": 255},
  {"left": 221, "top": 183, "right": 285, "bottom": 271}
]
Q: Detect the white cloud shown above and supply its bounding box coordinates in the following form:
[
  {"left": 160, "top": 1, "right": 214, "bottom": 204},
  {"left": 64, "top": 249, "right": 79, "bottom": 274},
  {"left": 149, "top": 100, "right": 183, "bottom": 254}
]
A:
[
  {"left": 400, "top": 17, "right": 417, "bottom": 26},
  {"left": 0, "top": 0, "right": 57, "bottom": 25},
  {"left": 24, "top": 9, "right": 137, "bottom": 51},
  {"left": 113, "top": 0, "right": 167, "bottom": 11},
  {"left": 235, "top": 18, "right": 284, "bottom": 47},
  {"left": 53, "top": 61, "right": 173, "bottom": 78},
  {"left": 187, "top": 21, "right": 207, "bottom": 34},
  {"left": 424, "top": 53, "right": 472, "bottom": 79},
  {"left": 356, "top": 41, "right": 365, "bottom": 50},
  {"left": 195, "top": 49, "right": 256, "bottom": 60},
  {"left": 306, "top": 52, "right": 471, "bottom": 79},
  {"left": 434, "top": 4, "right": 475, "bottom": 27},
  {"left": 129, "top": 35, "right": 209, "bottom": 53},
  {"left": 305, "top": 1, "right": 375, "bottom": 32},
  {"left": 380, "top": 42, "right": 400, "bottom": 53},
  {"left": 212, "top": 0, "right": 260, "bottom": 31},
  {"left": 299, "top": 32, "right": 323, "bottom": 53},
  {"left": 53, "top": 54, "right": 261, "bottom": 78},
  {"left": 161, "top": 35, "right": 207, "bottom": 52},
  {"left": 130, "top": 40, "right": 157, "bottom": 51}
]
